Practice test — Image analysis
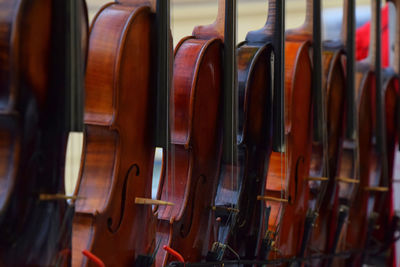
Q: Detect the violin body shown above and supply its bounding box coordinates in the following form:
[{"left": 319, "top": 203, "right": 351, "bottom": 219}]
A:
[
  {"left": 155, "top": 35, "right": 223, "bottom": 265},
  {"left": 287, "top": 29, "right": 347, "bottom": 263},
  {"left": 264, "top": 40, "right": 312, "bottom": 259},
  {"left": 224, "top": 43, "right": 272, "bottom": 259},
  {"left": 0, "top": 0, "right": 87, "bottom": 265},
  {"left": 308, "top": 47, "right": 346, "bottom": 258},
  {"left": 72, "top": 3, "right": 157, "bottom": 266},
  {"left": 333, "top": 64, "right": 393, "bottom": 266},
  {"left": 332, "top": 66, "right": 372, "bottom": 266},
  {"left": 368, "top": 71, "right": 398, "bottom": 265}
]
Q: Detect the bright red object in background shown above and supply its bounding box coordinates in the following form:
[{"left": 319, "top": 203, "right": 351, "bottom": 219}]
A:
[{"left": 356, "top": 4, "right": 389, "bottom": 66}]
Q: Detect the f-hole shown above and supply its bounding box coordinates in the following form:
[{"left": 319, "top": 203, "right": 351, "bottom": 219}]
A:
[
  {"left": 180, "top": 175, "right": 206, "bottom": 238},
  {"left": 289, "top": 156, "right": 304, "bottom": 204},
  {"left": 107, "top": 163, "right": 140, "bottom": 234}
]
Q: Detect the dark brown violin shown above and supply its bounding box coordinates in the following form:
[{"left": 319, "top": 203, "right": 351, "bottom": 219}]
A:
[
  {"left": 256, "top": 0, "right": 314, "bottom": 261},
  {"left": 72, "top": 0, "right": 161, "bottom": 266},
  {"left": 0, "top": 0, "right": 87, "bottom": 265},
  {"left": 206, "top": 0, "right": 273, "bottom": 261},
  {"left": 154, "top": 0, "right": 224, "bottom": 265}
]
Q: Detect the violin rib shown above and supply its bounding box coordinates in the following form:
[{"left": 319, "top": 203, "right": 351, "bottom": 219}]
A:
[
  {"left": 73, "top": 3, "right": 157, "bottom": 266},
  {"left": 155, "top": 35, "right": 223, "bottom": 266}
]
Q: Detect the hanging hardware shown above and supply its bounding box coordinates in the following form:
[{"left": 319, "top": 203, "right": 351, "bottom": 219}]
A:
[{"left": 135, "top": 197, "right": 174, "bottom": 206}]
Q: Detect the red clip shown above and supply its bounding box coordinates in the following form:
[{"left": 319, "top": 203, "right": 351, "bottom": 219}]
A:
[
  {"left": 163, "top": 245, "right": 185, "bottom": 263},
  {"left": 82, "top": 250, "right": 106, "bottom": 267}
]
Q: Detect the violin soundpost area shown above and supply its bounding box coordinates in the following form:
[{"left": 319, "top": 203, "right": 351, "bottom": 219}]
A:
[{"left": 1, "top": 0, "right": 400, "bottom": 266}]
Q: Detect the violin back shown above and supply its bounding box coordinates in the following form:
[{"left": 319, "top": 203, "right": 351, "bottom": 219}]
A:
[
  {"left": 73, "top": 3, "right": 157, "bottom": 266},
  {"left": 155, "top": 35, "right": 223, "bottom": 265}
]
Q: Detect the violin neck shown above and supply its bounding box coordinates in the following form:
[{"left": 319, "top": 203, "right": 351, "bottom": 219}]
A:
[
  {"left": 303, "top": 0, "right": 314, "bottom": 34},
  {"left": 245, "top": 0, "right": 279, "bottom": 41},
  {"left": 344, "top": 0, "right": 356, "bottom": 140},
  {"left": 222, "top": 0, "right": 238, "bottom": 164},
  {"left": 192, "top": 0, "right": 226, "bottom": 40},
  {"left": 155, "top": 0, "right": 171, "bottom": 148},
  {"left": 341, "top": 0, "right": 350, "bottom": 44},
  {"left": 312, "top": 0, "right": 324, "bottom": 143},
  {"left": 368, "top": 0, "right": 379, "bottom": 65}
]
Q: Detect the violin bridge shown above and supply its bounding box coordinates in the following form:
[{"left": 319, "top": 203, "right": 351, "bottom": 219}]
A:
[
  {"left": 364, "top": 186, "right": 389, "bottom": 192},
  {"left": 211, "top": 206, "right": 240, "bottom": 213},
  {"left": 39, "top": 194, "right": 79, "bottom": 201},
  {"left": 306, "top": 176, "right": 329, "bottom": 181},
  {"left": 257, "top": 196, "right": 289, "bottom": 203},
  {"left": 336, "top": 177, "right": 360, "bottom": 184},
  {"left": 135, "top": 197, "right": 174, "bottom": 206}
]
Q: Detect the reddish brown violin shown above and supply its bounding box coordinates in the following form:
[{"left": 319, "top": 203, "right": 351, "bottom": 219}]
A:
[
  {"left": 154, "top": 0, "right": 224, "bottom": 265},
  {"left": 370, "top": 0, "right": 400, "bottom": 264},
  {"left": 72, "top": 1, "right": 159, "bottom": 266},
  {"left": 367, "top": 0, "right": 399, "bottom": 264},
  {"left": 0, "top": 0, "right": 87, "bottom": 265},
  {"left": 256, "top": 0, "right": 314, "bottom": 261},
  {"left": 292, "top": 0, "right": 348, "bottom": 261},
  {"left": 278, "top": 0, "right": 346, "bottom": 261}
]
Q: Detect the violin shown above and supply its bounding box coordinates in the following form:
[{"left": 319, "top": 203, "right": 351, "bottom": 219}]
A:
[
  {"left": 154, "top": 0, "right": 224, "bottom": 265},
  {"left": 303, "top": 0, "right": 348, "bottom": 261},
  {"left": 256, "top": 0, "right": 314, "bottom": 261},
  {"left": 242, "top": 1, "right": 285, "bottom": 261},
  {"left": 323, "top": 1, "right": 359, "bottom": 265},
  {"left": 278, "top": 0, "right": 346, "bottom": 261},
  {"left": 0, "top": 0, "right": 87, "bottom": 265},
  {"left": 208, "top": 0, "right": 273, "bottom": 261},
  {"left": 367, "top": 0, "right": 400, "bottom": 264},
  {"left": 72, "top": 0, "right": 161, "bottom": 265}
]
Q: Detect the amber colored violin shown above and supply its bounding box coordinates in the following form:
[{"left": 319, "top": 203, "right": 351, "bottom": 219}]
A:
[
  {"left": 0, "top": 0, "right": 87, "bottom": 265},
  {"left": 72, "top": 0, "right": 160, "bottom": 266},
  {"left": 154, "top": 0, "right": 224, "bottom": 265},
  {"left": 332, "top": 0, "right": 397, "bottom": 265},
  {"left": 256, "top": 0, "right": 314, "bottom": 261}
]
